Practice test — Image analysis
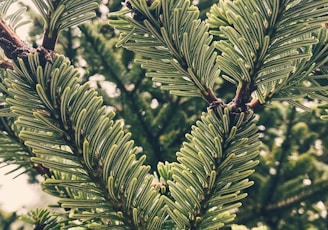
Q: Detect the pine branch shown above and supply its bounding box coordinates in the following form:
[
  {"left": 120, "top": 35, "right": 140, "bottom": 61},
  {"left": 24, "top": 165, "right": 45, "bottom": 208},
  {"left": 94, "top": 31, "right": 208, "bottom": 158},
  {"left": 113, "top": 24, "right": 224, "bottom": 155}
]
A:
[
  {"left": 207, "top": 0, "right": 328, "bottom": 109},
  {"left": 266, "top": 180, "right": 328, "bottom": 213},
  {"left": 0, "top": 1, "right": 164, "bottom": 228},
  {"left": 5, "top": 51, "right": 165, "bottom": 228},
  {"left": 164, "top": 105, "right": 260, "bottom": 229},
  {"left": 260, "top": 107, "right": 296, "bottom": 212},
  {"left": 109, "top": 0, "right": 221, "bottom": 104},
  {"left": 31, "top": 0, "right": 99, "bottom": 50}
]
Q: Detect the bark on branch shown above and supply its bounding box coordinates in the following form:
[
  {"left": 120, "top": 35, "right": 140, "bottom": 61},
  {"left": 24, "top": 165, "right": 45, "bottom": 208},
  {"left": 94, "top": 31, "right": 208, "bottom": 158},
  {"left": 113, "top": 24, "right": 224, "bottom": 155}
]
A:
[{"left": 0, "top": 18, "right": 27, "bottom": 60}]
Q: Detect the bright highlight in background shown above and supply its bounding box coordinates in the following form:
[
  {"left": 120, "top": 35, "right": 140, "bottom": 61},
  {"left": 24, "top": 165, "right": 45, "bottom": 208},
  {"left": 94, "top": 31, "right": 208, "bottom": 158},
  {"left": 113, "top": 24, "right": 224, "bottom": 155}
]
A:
[{"left": 0, "top": 167, "right": 39, "bottom": 213}]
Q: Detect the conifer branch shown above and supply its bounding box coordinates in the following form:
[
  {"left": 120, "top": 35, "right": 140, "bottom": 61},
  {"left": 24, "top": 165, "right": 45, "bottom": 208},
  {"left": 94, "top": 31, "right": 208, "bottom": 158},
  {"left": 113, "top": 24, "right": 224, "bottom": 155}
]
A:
[
  {"left": 266, "top": 180, "right": 328, "bottom": 213},
  {"left": 208, "top": 0, "right": 328, "bottom": 109},
  {"left": 166, "top": 106, "right": 260, "bottom": 228},
  {"left": 5, "top": 51, "right": 163, "bottom": 228},
  {"left": 80, "top": 25, "right": 163, "bottom": 168},
  {"left": 109, "top": 0, "right": 221, "bottom": 105},
  {"left": 1, "top": 2, "right": 164, "bottom": 228},
  {"left": 260, "top": 107, "right": 296, "bottom": 214}
]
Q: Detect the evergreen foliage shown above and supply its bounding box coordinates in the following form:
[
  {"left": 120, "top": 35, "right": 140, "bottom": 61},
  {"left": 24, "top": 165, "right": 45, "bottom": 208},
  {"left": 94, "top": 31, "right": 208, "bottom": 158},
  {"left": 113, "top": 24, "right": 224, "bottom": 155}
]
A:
[{"left": 0, "top": 0, "right": 328, "bottom": 229}]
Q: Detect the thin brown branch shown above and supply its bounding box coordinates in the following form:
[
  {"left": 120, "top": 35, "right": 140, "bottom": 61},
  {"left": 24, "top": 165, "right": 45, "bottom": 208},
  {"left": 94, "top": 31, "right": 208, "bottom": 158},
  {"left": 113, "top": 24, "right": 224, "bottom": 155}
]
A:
[
  {"left": 40, "top": 0, "right": 61, "bottom": 51},
  {"left": 247, "top": 98, "right": 262, "bottom": 111},
  {"left": 228, "top": 80, "right": 264, "bottom": 113},
  {"left": 0, "top": 18, "right": 24, "bottom": 47},
  {"left": 230, "top": 81, "right": 254, "bottom": 112},
  {"left": 203, "top": 87, "right": 220, "bottom": 105},
  {"left": 0, "top": 18, "right": 26, "bottom": 59},
  {"left": 42, "top": 27, "right": 59, "bottom": 51},
  {"left": 0, "top": 16, "right": 55, "bottom": 65},
  {"left": 0, "top": 56, "right": 13, "bottom": 69}
]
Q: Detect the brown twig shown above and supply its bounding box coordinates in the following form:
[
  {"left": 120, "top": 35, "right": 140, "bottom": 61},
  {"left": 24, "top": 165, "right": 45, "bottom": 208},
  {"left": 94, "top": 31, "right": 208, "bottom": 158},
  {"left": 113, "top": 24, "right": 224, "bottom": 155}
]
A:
[
  {"left": 229, "top": 81, "right": 253, "bottom": 112},
  {"left": 0, "top": 1, "right": 60, "bottom": 54},
  {"left": 228, "top": 80, "right": 264, "bottom": 112},
  {"left": 0, "top": 56, "right": 13, "bottom": 69},
  {"left": 0, "top": 18, "right": 24, "bottom": 47},
  {"left": 40, "top": 0, "right": 61, "bottom": 51},
  {"left": 0, "top": 18, "right": 26, "bottom": 59},
  {"left": 203, "top": 87, "right": 221, "bottom": 104},
  {"left": 247, "top": 98, "right": 262, "bottom": 111},
  {"left": 42, "top": 27, "right": 59, "bottom": 51}
]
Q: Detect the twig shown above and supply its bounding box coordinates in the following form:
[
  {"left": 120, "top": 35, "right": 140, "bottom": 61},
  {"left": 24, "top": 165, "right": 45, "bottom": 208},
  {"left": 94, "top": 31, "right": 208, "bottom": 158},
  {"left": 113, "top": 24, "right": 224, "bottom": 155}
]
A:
[
  {"left": 0, "top": 56, "right": 13, "bottom": 69},
  {"left": 230, "top": 80, "right": 255, "bottom": 111},
  {"left": 42, "top": 27, "right": 59, "bottom": 51},
  {"left": 0, "top": 18, "right": 26, "bottom": 59},
  {"left": 203, "top": 87, "right": 221, "bottom": 105},
  {"left": 40, "top": 1, "right": 61, "bottom": 50},
  {"left": 247, "top": 98, "right": 262, "bottom": 111}
]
